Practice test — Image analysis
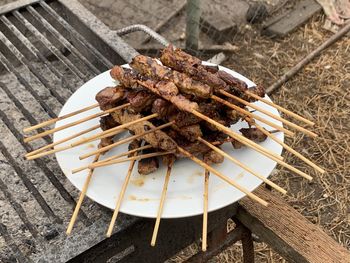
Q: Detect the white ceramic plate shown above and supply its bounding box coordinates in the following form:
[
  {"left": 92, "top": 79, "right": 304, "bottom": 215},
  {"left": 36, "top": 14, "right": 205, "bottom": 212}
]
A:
[{"left": 54, "top": 63, "right": 284, "bottom": 218}]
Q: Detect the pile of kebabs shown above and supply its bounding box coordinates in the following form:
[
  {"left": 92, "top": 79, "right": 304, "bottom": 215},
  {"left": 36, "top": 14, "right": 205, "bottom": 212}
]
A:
[
  {"left": 95, "top": 46, "right": 267, "bottom": 175},
  {"left": 23, "top": 45, "right": 324, "bottom": 248}
]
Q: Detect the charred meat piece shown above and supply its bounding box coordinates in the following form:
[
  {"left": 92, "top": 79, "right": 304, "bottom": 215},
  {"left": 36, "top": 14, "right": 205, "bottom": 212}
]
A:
[
  {"left": 95, "top": 86, "right": 126, "bottom": 110},
  {"left": 138, "top": 147, "right": 160, "bottom": 175},
  {"left": 231, "top": 139, "right": 245, "bottom": 149},
  {"left": 100, "top": 115, "right": 119, "bottom": 131},
  {"left": 138, "top": 157, "right": 159, "bottom": 175},
  {"left": 112, "top": 66, "right": 198, "bottom": 112},
  {"left": 130, "top": 55, "right": 213, "bottom": 99},
  {"left": 128, "top": 140, "right": 141, "bottom": 157},
  {"left": 171, "top": 124, "right": 202, "bottom": 142},
  {"left": 127, "top": 90, "right": 155, "bottom": 113},
  {"left": 168, "top": 111, "right": 201, "bottom": 127},
  {"left": 203, "top": 149, "right": 224, "bottom": 164},
  {"left": 242, "top": 85, "right": 266, "bottom": 102},
  {"left": 151, "top": 98, "right": 176, "bottom": 118},
  {"left": 111, "top": 109, "right": 177, "bottom": 152},
  {"left": 160, "top": 45, "right": 227, "bottom": 92},
  {"left": 240, "top": 127, "right": 267, "bottom": 142},
  {"left": 202, "top": 64, "right": 219, "bottom": 74},
  {"left": 98, "top": 115, "right": 119, "bottom": 149},
  {"left": 217, "top": 70, "right": 248, "bottom": 93}
]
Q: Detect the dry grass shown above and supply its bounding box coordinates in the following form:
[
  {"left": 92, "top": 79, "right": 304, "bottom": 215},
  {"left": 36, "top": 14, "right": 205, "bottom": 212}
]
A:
[{"left": 169, "top": 14, "right": 350, "bottom": 263}]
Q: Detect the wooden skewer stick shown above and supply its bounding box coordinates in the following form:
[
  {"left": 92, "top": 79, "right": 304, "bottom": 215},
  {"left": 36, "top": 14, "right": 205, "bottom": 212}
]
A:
[
  {"left": 79, "top": 121, "right": 175, "bottom": 160},
  {"left": 72, "top": 144, "right": 152, "bottom": 174},
  {"left": 66, "top": 153, "right": 101, "bottom": 235},
  {"left": 151, "top": 157, "right": 174, "bottom": 246},
  {"left": 254, "top": 123, "right": 325, "bottom": 174},
  {"left": 177, "top": 146, "right": 268, "bottom": 206},
  {"left": 26, "top": 128, "right": 125, "bottom": 161},
  {"left": 24, "top": 103, "right": 130, "bottom": 143},
  {"left": 25, "top": 124, "right": 100, "bottom": 157},
  {"left": 197, "top": 137, "right": 287, "bottom": 194},
  {"left": 193, "top": 111, "right": 312, "bottom": 180},
  {"left": 78, "top": 151, "right": 173, "bottom": 172},
  {"left": 212, "top": 95, "right": 294, "bottom": 137},
  {"left": 106, "top": 154, "right": 137, "bottom": 237},
  {"left": 191, "top": 110, "right": 283, "bottom": 161},
  {"left": 24, "top": 103, "right": 99, "bottom": 133},
  {"left": 71, "top": 113, "right": 158, "bottom": 147},
  {"left": 221, "top": 90, "right": 317, "bottom": 138},
  {"left": 245, "top": 91, "right": 314, "bottom": 126},
  {"left": 202, "top": 169, "right": 209, "bottom": 252}
]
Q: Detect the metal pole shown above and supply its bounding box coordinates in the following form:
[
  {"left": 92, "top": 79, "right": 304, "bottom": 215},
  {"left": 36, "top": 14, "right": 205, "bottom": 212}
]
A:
[{"left": 186, "top": 0, "right": 201, "bottom": 52}]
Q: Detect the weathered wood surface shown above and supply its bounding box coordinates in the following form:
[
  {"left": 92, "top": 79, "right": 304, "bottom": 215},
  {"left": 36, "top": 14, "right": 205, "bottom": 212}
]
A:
[
  {"left": 237, "top": 187, "right": 350, "bottom": 263},
  {"left": 200, "top": 0, "right": 249, "bottom": 44},
  {"left": 263, "top": 0, "right": 322, "bottom": 37}
]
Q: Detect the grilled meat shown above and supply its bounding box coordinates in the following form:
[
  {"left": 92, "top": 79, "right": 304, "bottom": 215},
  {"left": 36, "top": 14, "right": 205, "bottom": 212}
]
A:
[
  {"left": 240, "top": 127, "right": 267, "bottom": 142},
  {"left": 138, "top": 147, "right": 159, "bottom": 175},
  {"left": 111, "top": 109, "right": 177, "bottom": 152},
  {"left": 95, "top": 86, "right": 126, "bottom": 110},
  {"left": 130, "top": 55, "right": 213, "bottom": 99},
  {"left": 127, "top": 90, "right": 155, "bottom": 113},
  {"left": 111, "top": 66, "right": 199, "bottom": 112},
  {"left": 100, "top": 115, "right": 119, "bottom": 131},
  {"left": 203, "top": 149, "right": 224, "bottom": 164},
  {"left": 171, "top": 124, "right": 202, "bottom": 142}
]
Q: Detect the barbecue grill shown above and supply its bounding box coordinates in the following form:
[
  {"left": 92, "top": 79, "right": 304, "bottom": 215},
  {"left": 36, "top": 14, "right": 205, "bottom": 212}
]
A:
[
  {"left": 0, "top": 0, "right": 247, "bottom": 262},
  {"left": 1, "top": 1, "right": 349, "bottom": 263}
]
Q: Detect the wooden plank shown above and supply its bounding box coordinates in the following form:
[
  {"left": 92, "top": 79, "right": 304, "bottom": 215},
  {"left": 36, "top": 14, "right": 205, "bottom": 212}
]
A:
[
  {"left": 263, "top": 0, "right": 322, "bottom": 37},
  {"left": 237, "top": 187, "right": 350, "bottom": 263}
]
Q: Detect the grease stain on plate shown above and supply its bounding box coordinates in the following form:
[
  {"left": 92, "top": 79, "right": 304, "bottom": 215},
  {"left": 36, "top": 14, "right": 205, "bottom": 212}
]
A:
[
  {"left": 131, "top": 175, "right": 146, "bottom": 187},
  {"left": 86, "top": 143, "right": 95, "bottom": 149},
  {"left": 235, "top": 171, "right": 245, "bottom": 180},
  {"left": 187, "top": 170, "right": 204, "bottom": 184}
]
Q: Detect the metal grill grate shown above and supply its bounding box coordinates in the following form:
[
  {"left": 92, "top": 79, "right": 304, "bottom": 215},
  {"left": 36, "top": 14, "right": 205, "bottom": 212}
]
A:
[{"left": 0, "top": 1, "right": 138, "bottom": 261}]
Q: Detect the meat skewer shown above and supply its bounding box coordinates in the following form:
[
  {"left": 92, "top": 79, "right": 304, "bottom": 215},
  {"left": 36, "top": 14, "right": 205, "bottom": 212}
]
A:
[
  {"left": 221, "top": 90, "right": 317, "bottom": 137},
  {"left": 129, "top": 55, "right": 295, "bottom": 137},
  {"left": 24, "top": 103, "right": 130, "bottom": 143},
  {"left": 82, "top": 151, "right": 173, "bottom": 171},
  {"left": 177, "top": 146, "right": 268, "bottom": 206},
  {"left": 79, "top": 122, "right": 176, "bottom": 160},
  {"left": 70, "top": 113, "right": 158, "bottom": 148},
  {"left": 72, "top": 144, "right": 152, "bottom": 174},
  {"left": 151, "top": 155, "right": 175, "bottom": 246},
  {"left": 202, "top": 169, "right": 209, "bottom": 252},
  {"left": 197, "top": 137, "right": 287, "bottom": 194},
  {"left": 26, "top": 128, "right": 125, "bottom": 161},
  {"left": 160, "top": 45, "right": 314, "bottom": 126},
  {"left": 23, "top": 103, "right": 99, "bottom": 133},
  {"left": 245, "top": 91, "right": 314, "bottom": 126},
  {"left": 111, "top": 66, "right": 283, "bottom": 162},
  {"left": 106, "top": 150, "right": 138, "bottom": 237},
  {"left": 254, "top": 123, "right": 325, "bottom": 173},
  {"left": 211, "top": 95, "right": 294, "bottom": 137},
  {"left": 66, "top": 153, "right": 101, "bottom": 235},
  {"left": 25, "top": 124, "right": 100, "bottom": 157}
]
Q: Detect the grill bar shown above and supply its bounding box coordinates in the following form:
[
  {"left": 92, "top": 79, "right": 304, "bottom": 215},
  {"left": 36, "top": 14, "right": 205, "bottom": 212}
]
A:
[
  {"left": 0, "top": 109, "right": 91, "bottom": 225},
  {"left": 0, "top": 223, "right": 27, "bottom": 263},
  {"left": 0, "top": 177, "right": 38, "bottom": 237},
  {"left": 0, "top": 138, "right": 59, "bottom": 221},
  {"left": 40, "top": 1, "right": 113, "bottom": 69},
  {"left": 12, "top": 10, "right": 87, "bottom": 80},
  {"left": 0, "top": 30, "right": 67, "bottom": 105},
  {"left": 0, "top": 14, "right": 63, "bottom": 80},
  {"left": 27, "top": 6, "right": 101, "bottom": 75},
  {"left": 0, "top": 52, "right": 58, "bottom": 118}
]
